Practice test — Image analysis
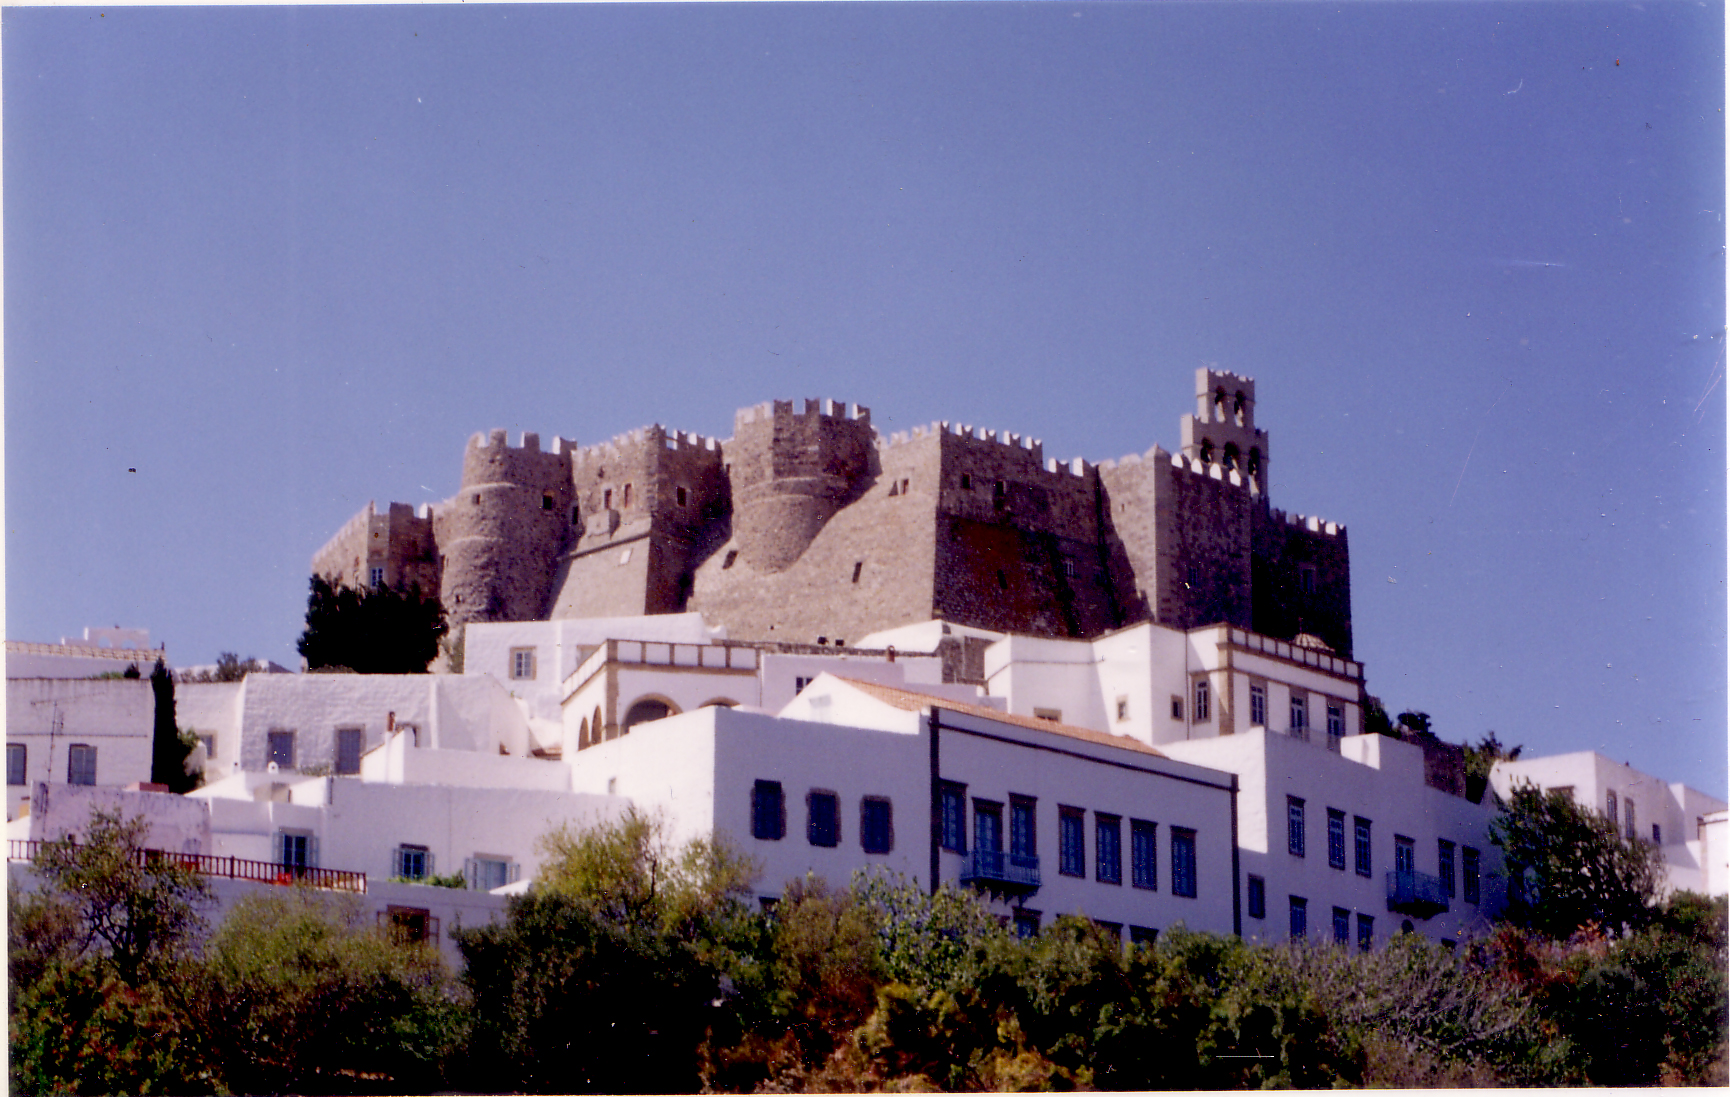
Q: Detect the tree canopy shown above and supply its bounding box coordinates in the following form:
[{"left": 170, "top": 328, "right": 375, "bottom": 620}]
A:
[
  {"left": 1491, "top": 782, "right": 1664, "bottom": 939},
  {"left": 297, "top": 575, "right": 447, "bottom": 674}
]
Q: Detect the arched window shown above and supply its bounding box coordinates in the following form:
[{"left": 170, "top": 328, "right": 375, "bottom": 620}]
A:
[
  {"left": 578, "top": 717, "right": 590, "bottom": 750},
  {"left": 1233, "top": 390, "right": 1246, "bottom": 423},
  {"left": 1222, "top": 443, "right": 1240, "bottom": 471},
  {"left": 623, "top": 697, "right": 677, "bottom": 732},
  {"left": 1247, "top": 447, "right": 1261, "bottom": 477},
  {"left": 1199, "top": 440, "right": 1215, "bottom": 466},
  {"left": 593, "top": 706, "right": 603, "bottom": 744}
]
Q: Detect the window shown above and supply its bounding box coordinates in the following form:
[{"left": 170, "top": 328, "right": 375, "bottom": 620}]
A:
[
  {"left": 1333, "top": 907, "right": 1350, "bottom": 945},
  {"left": 1289, "top": 896, "right": 1308, "bottom": 940},
  {"left": 278, "top": 831, "right": 316, "bottom": 873},
  {"left": 1129, "top": 925, "right": 1159, "bottom": 948},
  {"left": 1287, "top": 796, "right": 1305, "bottom": 857},
  {"left": 394, "top": 844, "right": 431, "bottom": 880},
  {"left": 1653, "top": 823, "right": 1663, "bottom": 845},
  {"left": 1095, "top": 813, "right": 1122, "bottom": 885},
  {"left": 851, "top": 561, "right": 863, "bottom": 583},
  {"left": 1013, "top": 909, "right": 1040, "bottom": 938},
  {"left": 1170, "top": 695, "right": 1184, "bottom": 720},
  {"left": 7, "top": 743, "right": 25, "bottom": 786},
  {"left": 1327, "top": 809, "right": 1346, "bottom": 870},
  {"left": 1249, "top": 683, "right": 1267, "bottom": 727},
  {"left": 1299, "top": 564, "right": 1317, "bottom": 594},
  {"left": 939, "top": 781, "right": 967, "bottom": 852},
  {"left": 1289, "top": 694, "right": 1308, "bottom": 736},
  {"left": 722, "top": 549, "right": 738, "bottom": 569},
  {"left": 622, "top": 483, "right": 632, "bottom": 508},
  {"left": 1395, "top": 835, "right": 1416, "bottom": 875},
  {"left": 1115, "top": 696, "right": 1129, "bottom": 722},
  {"left": 67, "top": 744, "right": 97, "bottom": 786},
  {"left": 677, "top": 486, "right": 688, "bottom": 506},
  {"left": 466, "top": 857, "right": 518, "bottom": 891},
  {"left": 974, "top": 800, "right": 1003, "bottom": 855},
  {"left": 369, "top": 566, "right": 385, "bottom": 587},
  {"left": 807, "top": 791, "right": 840, "bottom": 847},
  {"left": 1357, "top": 913, "right": 1374, "bottom": 951},
  {"left": 199, "top": 735, "right": 215, "bottom": 761},
  {"left": 1552, "top": 785, "right": 1575, "bottom": 801},
  {"left": 960, "top": 473, "right": 973, "bottom": 490},
  {"left": 1131, "top": 819, "right": 1158, "bottom": 890},
  {"left": 1247, "top": 874, "right": 1266, "bottom": 919},
  {"left": 1438, "top": 839, "right": 1457, "bottom": 898},
  {"left": 752, "top": 780, "right": 786, "bottom": 841},
  {"left": 794, "top": 676, "right": 813, "bottom": 694},
  {"left": 861, "top": 797, "right": 893, "bottom": 854},
  {"left": 1171, "top": 828, "right": 1197, "bottom": 897},
  {"left": 1624, "top": 801, "right": 1636, "bottom": 841},
  {"left": 1032, "top": 707, "right": 1061, "bottom": 722},
  {"left": 1058, "top": 807, "right": 1085, "bottom": 877},
  {"left": 384, "top": 906, "right": 436, "bottom": 945},
  {"left": 1354, "top": 817, "right": 1372, "bottom": 877},
  {"left": 541, "top": 493, "right": 554, "bottom": 510},
  {"left": 1326, "top": 704, "right": 1344, "bottom": 747},
  {"left": 1193, "top": 679, "right": 1210, "bottom": 723},
  {"left": 1606, "top": 790, "right": 1618, "bottom": 827},
  {"left": 335, "top": 727, "right": 364, "bottom": 776},
  {"left": 268, "top": 729, "right": 295, "bottom": 770},
  {"left": 510, "top": 648, "right": 536, "bottom": 680},
  {"left": 1010, "top": 796, "right": 1036, "bottom": 860},
  {"left": 1463, "top": 846, "right": 1481, "bottom": 904}
]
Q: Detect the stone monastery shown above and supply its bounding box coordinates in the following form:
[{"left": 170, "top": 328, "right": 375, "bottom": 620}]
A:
[{"left": 315, "top": 369, "right": 1352, "bottom": 662}]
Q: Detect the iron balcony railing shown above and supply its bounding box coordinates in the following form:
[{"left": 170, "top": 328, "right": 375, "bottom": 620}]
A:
[
  {"left": 9, "top": 838, "right": 367, "bottom": 894},
  {"left": 960, "top": 848, "right": 1041, "bottom": 891},
  {"left": 1386, "top": 869, "right": 1449, "bottom": 917}
]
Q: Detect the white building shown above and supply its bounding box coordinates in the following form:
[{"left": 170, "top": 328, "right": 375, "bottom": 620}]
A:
[
  {"left": 6, "top": 677, "right": 156, "bottom": 820},
  {"left": 568, "top": 673, "right": 1241, "bottom": 940},
  {"left": 1490, "top": 751, "right": 1728, "bottom": 896}
]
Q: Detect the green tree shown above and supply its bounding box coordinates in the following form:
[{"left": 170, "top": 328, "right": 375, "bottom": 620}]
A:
[
  {"left": 297, "top": 575, "right": 447, "bottom": 674},
  {"left": 1463, "top": 731, "right": 1522, "bottom": 804},
  {"left": 193, "top": 889, "right": 466, "bottom": 1095},
  {"left": 148, "top": 659, "right": 199, "bottom": 793},
  {"left": 1491, "top": 782, "right": 1664, "bottom": 939},
  {"left": 31, "top": 807, "right": 210, "bottom": 984}
]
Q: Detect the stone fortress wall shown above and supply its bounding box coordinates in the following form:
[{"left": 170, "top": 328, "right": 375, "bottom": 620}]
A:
[{"left": 314, "top": 369, "right": 1354, "bottom": 660}]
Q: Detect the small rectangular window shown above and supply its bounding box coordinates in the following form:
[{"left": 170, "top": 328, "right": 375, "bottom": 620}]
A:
[
  {"left": 335, "top": 727, "right": 364, "bottom": 776},
  {"left": 1249, "top": 683, "right": 1267, "bottom": 727},
  {"left": 1058, "top": 807, "right": 1085, "bottom": 877},
  {"left": 1013, "top": 909, "right": 1040, "bottom": 938},
  {"left": 1326, "top": 703, "right": 1344, "bottom": 747},
  {"left": 1171, "top": 827, "right": 1197, "bottom": 898},
  {"left": 1032, "top": 707, "right": 1062, "bottom": 723},
  {"left": 1624, "top": 801, "right": 1636, "bottom": 841},
  {"left": 808, "top": 790, "right": 840, "bottom": 847},
  {"left": 861, "top": 797, "right": 893, "bottom": 854},
  {"left": 1357, "top": 913, "right": 1374, "bottom": 951},
  {"left": 940, "top": 781, "right": 967, "bottom": 852},
  {"left": 1395, "top": 835, "right": 1416, "bottom": 875},
  {"left": 199, "top": 735, "right": 215, "bottom": 761},
  {"left": 851, "top": 561, "right": 863, "bottom": 583},
  {"left": 1115, "top": 696, "right": 1129, "bottom": 722},
  {"left": 974, "top": 800, "right": 1004, "bottom": 855},
  {"left": 1354, "top": 817, "right": 1372, "bottom": 877},
  {"left": 1653, "top": 823, "right": 1663, "bottom": 845},
  {"left": 67, "top": 744, "right": 97, "bottom": 786},
  {"left": 1247, "top": 874, "right": 1266, "bottom": 919},
  {"left": 541, "top": 494, "right": 554, "bottom": 511},
  {"left": 394, "top": 844, "right": 431, "bottom": 880},
  {"left": 1131, "top": 819, "right": 1158, "bottom": 890},
  {"left": 1096, "top": 813, "right": 1122, "bottom": 885},
  {"left": 1170, "top": 695, "right": 1184, "bottom": 721},
  {"left": 1289, "top": 694, "right": 1308, "bottom": 734},
  {"left": 268, "top": 729, "right": 296, "bottom": 770},
  {"left": 1129, "top": 925, "right": 1158, "bottom": 947},
  {"left": 1333, "top": 906, "right": 1350, "bottom": 945},
  {"left": 1463, "top": 846, "right": 1481, "bottom": 904},
  {"left": 385, "top": 905, "right": 436, "bottom": 945},
  {"left": 1438, "top": 839, "right": 1457, "bottom": 898},
  {"left": 1193, "top": 679, "right": 1210, "bottom": 723},
  {"left": 1289, "top": 896, "right": 1308, "bottom": 940},
  {"left": 1606, "top": 790, "right": 1619, "bottom": 826},
  {"left": 7, "top": 743, "right": 25, "bottom": 786},
  {"left": 752, "top": 780, "right": 786, "bottom": 841},
  {"left": 677, "top": 486, "right": 688, "bottom": 506},
  {"left": 794, "top": 676, "right": 813, "bottom": 694},
  {"left": 1010, "top": 796, "right": 1036, "bottom": 860},
  {"left": 1299, "top": 564, "right": 1317, "bottom": 594},
  {"left": 1327, "top": 809, "right": 1346, "bottom": 870},
  {"left": 279, "top": 831, "right": 317, "bottom": 873},
  {"left": 369, "top": 566, "right": 385, "bottom": 587},
  {"left": 1287, "top": 796, "right": 1305, "bottom": 857},
  {"left": 510, "top": 648, "right": 536, "bottom": 680},
  {"left": 467, "top": 856, "right": 517, "bottom": 891}
]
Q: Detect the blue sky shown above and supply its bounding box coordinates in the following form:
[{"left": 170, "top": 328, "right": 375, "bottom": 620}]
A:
[{"left": 6, "top": 2, "right": 1724, "bottom": 794}]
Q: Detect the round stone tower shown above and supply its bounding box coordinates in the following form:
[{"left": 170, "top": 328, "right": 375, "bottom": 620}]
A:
[
  {"left": 438, "top": 429, "right": 577, "bottom": 625},
  {"left": 727, "top": 399, "right": 875, "bottom": 573}
]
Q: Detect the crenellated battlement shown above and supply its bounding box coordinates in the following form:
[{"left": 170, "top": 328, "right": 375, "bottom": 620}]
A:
[
  {"left": 734, "top": 397, "right": 872, "bottom": 431},
  {"left": 1270, "top": 508, "right": 1345, "bottom": 537},
  {"left": 466, "top": 429, "right": 579, "bottom": 457}
]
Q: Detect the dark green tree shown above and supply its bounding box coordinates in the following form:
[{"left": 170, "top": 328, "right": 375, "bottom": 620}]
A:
[
  {"left": 1491, "top": 782, "right": 1664, "bottom": 939},
  {"left": 148, "top": 659, "right": 199, "bottom": 793},
  {"left": 1463, "top": 731, "right": 1523, "bottom": 804},
  {"left": 297, "top": 575, "right": 447, "bottom": 674}
]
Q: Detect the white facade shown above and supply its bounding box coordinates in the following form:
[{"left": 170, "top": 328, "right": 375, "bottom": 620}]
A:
[
  {"left": 569, "top": 675, "right": 1241, "bottom": 939},
  {"left": 1163, "top": 730, "right": 1505, "bottom": 949},
  {"left": 1490, "top": 751, "right": 1728, "bottom": 896},
  {"left": 5, "top": 628, "right": 166, "bottom": 681},
  {"left": 6, "top": 678, "right": 156, "bottom": 820},
  {"left": 983, "top": 621, "right": 1363, "bottom": 750}
]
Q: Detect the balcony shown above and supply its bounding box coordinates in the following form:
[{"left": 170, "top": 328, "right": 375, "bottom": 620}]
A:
[
  {"left": 9, "top": 839, "right": 368, "bottom": 894},
  {"left": 1386, "top": 870, "right": 1449, "bottom": 918},
  {"left": 960, "top": 849, "right": 1041, "bottom": 898}
]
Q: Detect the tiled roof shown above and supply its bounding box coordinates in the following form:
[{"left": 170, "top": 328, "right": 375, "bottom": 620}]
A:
[{"left": 834, "top": 677, "right": 1166, "bottom": 758}]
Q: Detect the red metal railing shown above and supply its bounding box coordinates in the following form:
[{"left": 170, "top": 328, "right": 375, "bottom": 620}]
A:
[{"left": 8, "top": 839, "right": 367, "bottom": 894}]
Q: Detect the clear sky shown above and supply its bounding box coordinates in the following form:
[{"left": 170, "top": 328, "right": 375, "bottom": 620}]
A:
[{"left": 5, "top": 2, "right": 1724, "bottom": 795}]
